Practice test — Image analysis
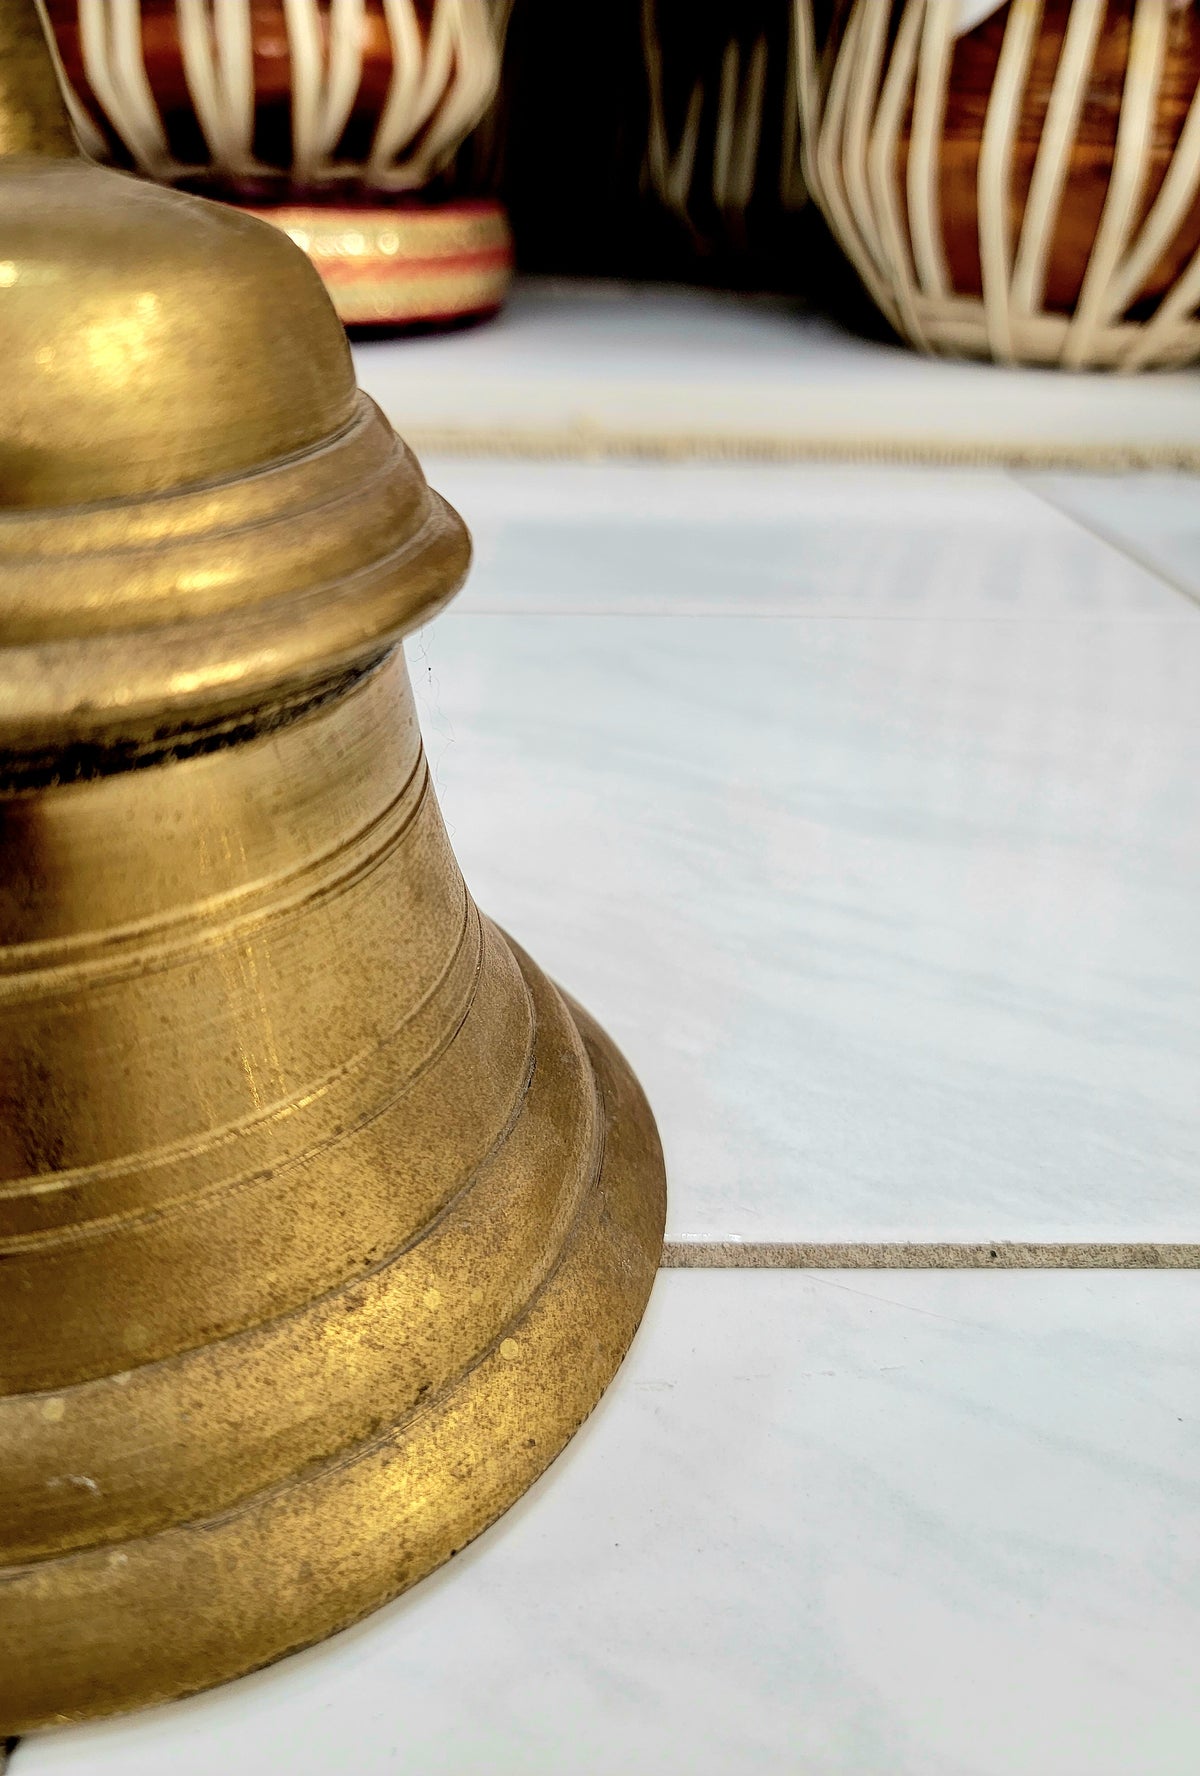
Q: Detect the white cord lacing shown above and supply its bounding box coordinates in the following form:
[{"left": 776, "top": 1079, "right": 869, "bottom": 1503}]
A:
[{"left": 67, "top": 0, "right": 499, "bottom": 186}]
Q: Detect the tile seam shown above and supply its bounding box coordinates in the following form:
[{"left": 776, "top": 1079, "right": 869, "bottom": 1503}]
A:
[
  {"left": 660, "top": 1241, "right": 1200, "bottom": 1269},
  {"left": 401, "top": 428, "right": 1200, "bottom": 474},
  {"left": 1013, "top": 474, "right": 1200, "bottom": 616}
]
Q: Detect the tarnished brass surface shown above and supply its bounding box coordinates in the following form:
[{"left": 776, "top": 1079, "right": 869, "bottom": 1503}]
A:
[{"left": 0, "top": 0, "right": 665, "bottom": 1730}]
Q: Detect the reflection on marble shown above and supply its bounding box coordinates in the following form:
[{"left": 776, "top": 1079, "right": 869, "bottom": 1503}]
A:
[
  {"left": 408, "top": 609, "right": 1200, "bottom": 1242},
  {"left": 1021, "top": 474, "right": 1200, "bottom": 612},
  {"left": 352, "top": 283, "right": 1200, "bottom": 465},
  {"left": 421, "top": 459, "right": 1189, "bottom": 617},
  {"left": 19, "top": 1272, "right": 1200, "bottom": 1776}
]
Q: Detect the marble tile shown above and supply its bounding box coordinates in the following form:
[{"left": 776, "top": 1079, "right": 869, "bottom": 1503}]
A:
[
  {"left": 19, "top": 1271, "right": 1200, "bottom": 1776},
  {"left": 419, "top": 458, "right": 1190, "bottom": 618},
  {"left": 407, "top": 611, "right": 1200, "bottom": 1242},
  {"left": 1020, "top": 474, "right": 1200, "bottom": 611},
  {"left": 352, "top": 282, "right": 1200, "bottom": 466}
]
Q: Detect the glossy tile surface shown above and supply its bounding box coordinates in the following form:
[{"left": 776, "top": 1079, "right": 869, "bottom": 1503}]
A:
[
  {"left": 352, "top": 282, "right": 1200, "bottom": 466},
  {"left": 423, "top": 458, "right": 1193, "bottom": 618},
  {"left": 409, "top": 592, "right": 1200, "bottom": 1241},
  {"left": 19, "top": 1271, "right": 1200, "bottom": 1776}
]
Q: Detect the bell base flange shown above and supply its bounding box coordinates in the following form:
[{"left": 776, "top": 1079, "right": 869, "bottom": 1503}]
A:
[
  {"left": 241, "top": 197, "right": 514, "bottom": 332},
  {"left": 1, "top": 976, "right": 665, "bottom": 1734}
]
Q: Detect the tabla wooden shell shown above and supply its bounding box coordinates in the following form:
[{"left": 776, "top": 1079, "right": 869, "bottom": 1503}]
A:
[
  {"left": 796, "top": 0, "right": 1200, "bottom": 369},
  {"left": 45, "top": 0, "right": 512, "bottom": 328}
]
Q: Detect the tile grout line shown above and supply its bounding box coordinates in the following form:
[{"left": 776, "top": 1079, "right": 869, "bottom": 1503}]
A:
[
  {"left": 435, "top": 611, "right": 1199, "bottom": 623},
  {"left": 1013, "top": 473, "right": 1200, "bottom": 616},
  {"left": 660, "top": 1241, "right": 1200, "bottom": 1269},
  {"left": 406, "top": 429, "right": 1200, "bottom": 474}
]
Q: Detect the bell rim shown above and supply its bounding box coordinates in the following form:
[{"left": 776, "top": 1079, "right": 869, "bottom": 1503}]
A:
[{"left": 0, "top": 967, "right": 667, "bottom": 1733}]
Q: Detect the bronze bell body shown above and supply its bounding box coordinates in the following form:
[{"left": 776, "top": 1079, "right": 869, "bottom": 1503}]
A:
[{"left": 0, "top": 1, "right": 665, "bottom": 1730}]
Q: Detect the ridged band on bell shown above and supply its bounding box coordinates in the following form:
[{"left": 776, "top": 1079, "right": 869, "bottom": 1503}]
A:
[{"left": 0, "top": 0, "right": 664, "bottom": 1731}]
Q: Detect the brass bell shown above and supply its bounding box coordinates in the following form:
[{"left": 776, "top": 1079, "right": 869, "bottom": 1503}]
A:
[{"left": 0, "top": 0, "right": 664, "bottom": 1731}]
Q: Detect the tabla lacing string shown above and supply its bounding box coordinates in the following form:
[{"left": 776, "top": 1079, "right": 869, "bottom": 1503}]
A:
[
  {"left": 643, "top": 0, "right": 779, "bottom": 232},
  {"left": 71, "top": 0, "right": 497, "bottom": 186},
  {"left": 1009, "top": 0, "right": 1101, "bottom": 315},
  {"left": 76, "top": 0, "right": 175, "bottom": 175},
  {"left": 177, "top": 0, "right": 258, "bottom": 174},
  {"left": 977, "top": 0, "right": 1042, "bottom": 364},
  {"left": 777, "top": 9, "right": 807, "bottom": 210},
  {"left": 907, "top": 0, "right": 954, "bottom": 301},
  {"left": 814, "top": 0, "right": 899, "bottom": 322},
  {"left": 1063, "top": 0, "right": 1166, "bottom": 367},
  {"left": 842, "top": 0, "right": 890, "bottom": 285},
  {"left": 711, "top": 34, "right": 767, "bottom": 219},
  {"left": 642, "top": 0, "right": 703, "bottom": 228},
  {"left": 1107, "top": 39, "right": 1200, "bottom": 317},
  {"left": 408, "top": 0, "right": 501, "bottom": 187},
  {"left": 33, "top": 0, "right": 109, "bottom": 157},
  {"left": 874, "top": 0, "right": 937, "bottom": 347},
  {"left": 369, "top": 0, "right": 498, "bottom": 189},
  {"left": 795, "top": 0, "right": 1200, "bottom": 369}
]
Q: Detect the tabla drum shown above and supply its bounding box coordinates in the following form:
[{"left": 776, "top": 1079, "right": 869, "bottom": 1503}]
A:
[
  {"left": 47, "top": 0, "right": 513, "bottom": 330},
  {"left": 796, "top": 0, "right": 1200, "bottom": 369}
]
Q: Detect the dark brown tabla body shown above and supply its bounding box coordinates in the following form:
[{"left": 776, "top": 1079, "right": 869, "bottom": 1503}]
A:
[
  {"left": 893, "top": 0, "right": 1200, "bottom": 315},
  {"left": 46, "top": 0, "right": 420, "bottom": 197},
  {"left": 937, "top": 0, "right": 1200, "bottom": 312},
  {"left": 44, "top": 1, "right": 512, "bottom": 329}
]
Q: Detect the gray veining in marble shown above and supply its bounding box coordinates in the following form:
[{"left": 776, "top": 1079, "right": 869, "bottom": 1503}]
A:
[
  {"left": 408, "top": 600, "right": 1200, "bottom": 1242},
  {"left": 422, "top": 459, "right": 1192, "bottom": 618}
]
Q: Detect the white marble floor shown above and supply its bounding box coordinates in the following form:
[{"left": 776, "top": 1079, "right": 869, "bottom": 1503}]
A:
[
  {"left": 20, "top": 1273, "right": 1200, "bottom": 1776},
  {"left": 12, "top": 458, "right": 1200, "bottom": 1775},
  {"left": 352, "top": 283, "right": 1200, "bottom": 466},
  {"left": 411, "top": 458, "right": 1200, "bottom": 1246},
  {"left": 1018, "top": 474, "right": 1200, "bottom": 611}
]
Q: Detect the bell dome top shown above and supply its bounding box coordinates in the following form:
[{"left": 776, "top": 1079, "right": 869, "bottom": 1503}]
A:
[
  {"left": 0, "top": 1, "right": 469, "bottom": 766},
  {"left": 3, "top": 160, "right": 357, "bottom": 509}
]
